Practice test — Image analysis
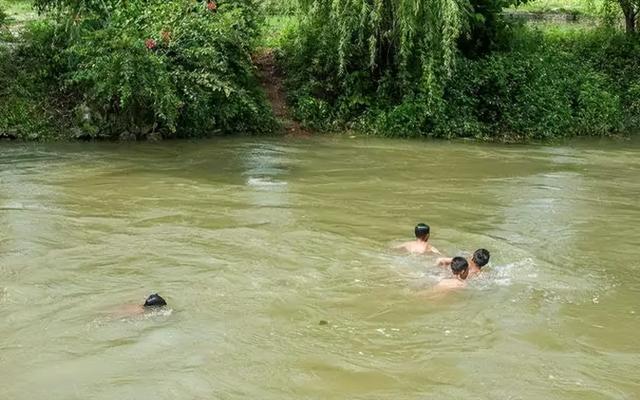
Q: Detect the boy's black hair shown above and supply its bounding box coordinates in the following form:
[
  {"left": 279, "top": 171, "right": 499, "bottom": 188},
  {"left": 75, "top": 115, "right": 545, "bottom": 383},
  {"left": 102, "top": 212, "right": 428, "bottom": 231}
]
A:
[
  {"left": 472, "top": 249, "right": 490, "bottom": 268},
  {"left": 451, "top": 257, "right": 469, "bottom": 276},
  {"left": 415, "top": 223, "right": 430, "bottom": 239},
  {"left": 144, "top": 293, "right": 167, "bottom": 308}
]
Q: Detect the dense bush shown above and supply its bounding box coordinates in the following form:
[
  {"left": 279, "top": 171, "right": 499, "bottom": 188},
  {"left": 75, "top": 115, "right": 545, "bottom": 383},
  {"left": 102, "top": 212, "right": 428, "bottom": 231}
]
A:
[
  {"left": 281, "top": 21, "right": 638, "bottom": 140},
  {"left": 0, "top": 20, "right": 69, "bottom": 140},
  {"left": 68, "top": 0, "right": 275, "bottom": 138},
  {"left": 260, "top": 0, "right": 297, "bottom": 15},
  {"left": 459, "top": 0, "right": 530, "bottom": 58},
  {"left": 1, "top": 0, "right": 275, "bottom": 140},
  {"left": 437, "top": 28, "right": 629, "bottom": 140},
  {"left": 571, "top": 28, "right": 640, "bottom": 130}
]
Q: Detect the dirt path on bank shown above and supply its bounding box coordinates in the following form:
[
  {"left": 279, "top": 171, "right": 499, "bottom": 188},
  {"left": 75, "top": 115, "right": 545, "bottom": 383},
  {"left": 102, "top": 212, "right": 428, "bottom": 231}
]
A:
[{"left": 253, "top": 49, "right": 311, "bottom": 138}]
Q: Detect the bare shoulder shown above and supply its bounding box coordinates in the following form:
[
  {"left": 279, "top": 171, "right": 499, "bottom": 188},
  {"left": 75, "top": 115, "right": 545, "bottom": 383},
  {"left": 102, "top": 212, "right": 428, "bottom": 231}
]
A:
[
  {"left": 395, "top": 241, "right": 424, "bottom": 253},
  {"left": 417, "top": 279, "right": 466, "bottom": 300},
  {"left": 110, "top": 304, "right": 145, "bottom": 318},
  {"left": 434, "top": 279, "right": 466, "bottom": 290}
]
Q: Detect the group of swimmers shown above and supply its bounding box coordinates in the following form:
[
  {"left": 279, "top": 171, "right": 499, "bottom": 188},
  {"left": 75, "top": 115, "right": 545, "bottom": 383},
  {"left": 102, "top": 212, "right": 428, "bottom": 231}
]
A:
[
  {"left": 395, "top": 223, "right": 490, "bottom": 291},
  {"left": 129, "top": 222, "right": 487, "bottom": 314}
]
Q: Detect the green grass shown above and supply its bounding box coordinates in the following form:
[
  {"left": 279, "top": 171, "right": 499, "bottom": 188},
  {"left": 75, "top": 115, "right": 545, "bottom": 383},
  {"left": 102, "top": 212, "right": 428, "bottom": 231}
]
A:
[
  {"left": 257, "top": 15, "right": 297, "bottom": 49},
  {"left": 510, "top": 0, "right": 603, "bottom": 16},
  {"left": 0, "top": 0, "right": 36, "bottom": 24}
]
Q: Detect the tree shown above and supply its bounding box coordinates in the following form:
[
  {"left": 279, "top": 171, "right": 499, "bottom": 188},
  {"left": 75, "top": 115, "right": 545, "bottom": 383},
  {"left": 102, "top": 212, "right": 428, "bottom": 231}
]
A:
[
  {"left": 618, "top": 0, "right": 639, "bottom": 33},
  {"left": 295, "top": 0, "right": 467, "bottom": 99},
  {"left": 459, "top": 0, "right": 529, "bottom": 57}
]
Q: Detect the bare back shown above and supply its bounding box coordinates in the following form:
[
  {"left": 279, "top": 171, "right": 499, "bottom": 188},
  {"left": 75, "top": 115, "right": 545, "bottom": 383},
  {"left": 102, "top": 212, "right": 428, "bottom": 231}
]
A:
[
  {"left": 396, "top": 240, "right": 441, "bottom": 255},
  {"left": 434, "top": 278, "right": 466, "bottom": 291},
  {"left": 109, "top": 304, "right": 145, "bottom": 319}
]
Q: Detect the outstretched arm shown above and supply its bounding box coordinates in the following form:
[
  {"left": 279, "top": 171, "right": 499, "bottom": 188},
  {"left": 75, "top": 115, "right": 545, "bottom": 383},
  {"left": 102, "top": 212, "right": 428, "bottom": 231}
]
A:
[{"left": 429, "top": 246, "right": 442, "bottom": 255}]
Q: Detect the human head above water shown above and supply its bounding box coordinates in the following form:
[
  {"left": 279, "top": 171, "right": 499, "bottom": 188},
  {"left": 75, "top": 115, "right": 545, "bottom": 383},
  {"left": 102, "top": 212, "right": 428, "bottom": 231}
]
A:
[
  {"left": 143, "top": 293, "right": 167, "bottom": 308},
  {"left": 451, "top": 257, "right": 469, "bottom": 280},
  {"left": 414, "top": 223, "right": 430, "bottom": 241},
  {"left": 472, "top": 249, "right": 490, "bottom": 268}
]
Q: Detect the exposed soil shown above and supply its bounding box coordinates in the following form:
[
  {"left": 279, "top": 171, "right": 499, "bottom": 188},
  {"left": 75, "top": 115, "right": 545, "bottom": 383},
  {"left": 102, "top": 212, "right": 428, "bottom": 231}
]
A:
[{"left": 252, "top": 49, "right": 311, "bottom": 138}]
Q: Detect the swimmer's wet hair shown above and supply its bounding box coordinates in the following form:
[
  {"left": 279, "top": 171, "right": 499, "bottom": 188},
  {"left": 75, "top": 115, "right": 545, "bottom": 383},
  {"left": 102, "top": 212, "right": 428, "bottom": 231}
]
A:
[
  {"left": 472, "top": 249, "right": 490, "bottom": 268},
  {"left": 144, "top": 293, "right": 167, "bottom": 308},
  {"left": 451, "top": 257, "right": 469, "bottom": 276},
  {"left": 415, "top": 223, "right": 430, "bottom": 239}
]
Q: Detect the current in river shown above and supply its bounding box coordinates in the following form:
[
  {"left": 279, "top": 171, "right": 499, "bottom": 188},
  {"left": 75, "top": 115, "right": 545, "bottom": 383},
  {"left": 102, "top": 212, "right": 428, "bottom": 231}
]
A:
[{"left": 1, "top": 137, "right": 639, "bottom": 399}]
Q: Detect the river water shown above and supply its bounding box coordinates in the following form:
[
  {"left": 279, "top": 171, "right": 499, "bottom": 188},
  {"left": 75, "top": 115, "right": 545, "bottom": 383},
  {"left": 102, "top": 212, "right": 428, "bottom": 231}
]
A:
[{"left": 1, "top": 137, "right": 639, "bottom": 399}]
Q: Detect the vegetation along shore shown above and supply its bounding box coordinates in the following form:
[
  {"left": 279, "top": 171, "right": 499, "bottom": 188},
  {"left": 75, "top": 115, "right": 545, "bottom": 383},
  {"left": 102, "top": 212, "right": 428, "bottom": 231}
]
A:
[{"left": 1, "top": 0, "right": 639, "bottom": 142}]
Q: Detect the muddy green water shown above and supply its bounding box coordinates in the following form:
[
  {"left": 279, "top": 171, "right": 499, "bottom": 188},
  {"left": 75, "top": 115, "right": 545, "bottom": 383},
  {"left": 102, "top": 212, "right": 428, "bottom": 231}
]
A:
[{"left": 1, "top": 137, "right": 639, "bottom": 399}]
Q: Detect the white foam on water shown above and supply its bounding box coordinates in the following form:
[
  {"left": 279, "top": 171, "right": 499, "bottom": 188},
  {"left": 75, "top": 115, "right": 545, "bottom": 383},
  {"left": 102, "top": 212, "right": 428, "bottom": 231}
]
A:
[
  {"left": 473, "top": 257, "right": 538, "bottom": 289},
  {"left": 246, "top": 177, "right": 287, "bottom": 187},
  {"left": 111, "top": 308, "right": 174, "bottom": 325},
  {"left": 89, "top": 307, "right": 174, "bottom": 328},
  {"left": 143, "top": 308, "right": 173, "bottom": 318},
  {"left": 387, "top": 258, "right": 451, "bottom": 293}
]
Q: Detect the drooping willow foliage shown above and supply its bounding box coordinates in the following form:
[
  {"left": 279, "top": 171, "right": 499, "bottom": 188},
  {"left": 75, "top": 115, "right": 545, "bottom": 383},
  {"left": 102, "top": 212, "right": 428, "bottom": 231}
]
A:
[{"left": 295, "top": 0, "right": 467, "bottom": 97}]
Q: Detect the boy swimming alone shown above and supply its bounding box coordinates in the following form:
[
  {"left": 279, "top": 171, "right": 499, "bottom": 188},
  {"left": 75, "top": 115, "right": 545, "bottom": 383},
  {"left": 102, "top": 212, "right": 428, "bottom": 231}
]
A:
[
  {"left": 395, "top": 223, "right": 441, "bottom": 255},
  {"left": 111, "top": 293, "right": 168, "bottom": 318}
]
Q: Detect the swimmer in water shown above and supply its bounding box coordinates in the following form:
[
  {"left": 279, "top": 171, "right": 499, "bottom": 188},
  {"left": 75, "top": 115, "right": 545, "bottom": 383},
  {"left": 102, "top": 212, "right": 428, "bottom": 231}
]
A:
[
  {"left": 436, "top": 248, "right": 490, "bottom": 277},
  {"left": 111, "top": 293, "right": 168, "bottom": 318},
  {"left": 434, "top": 256, "right": 469, "bottom": 290},
  {"left": 395, "top": 223, "right": 441, "bottom": 255},
  {"left": 144, "top": 293, "right": 167, "bottom": 308}
]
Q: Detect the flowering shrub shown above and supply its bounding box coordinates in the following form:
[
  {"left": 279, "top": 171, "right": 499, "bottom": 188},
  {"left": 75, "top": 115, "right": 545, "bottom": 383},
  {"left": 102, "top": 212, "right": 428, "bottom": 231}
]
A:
[
  {"left": 29, "top": 0, "right": 273, "bottom": 139},
  {"left": 144, "top": 38, "right": 157, "bottom": 50}
]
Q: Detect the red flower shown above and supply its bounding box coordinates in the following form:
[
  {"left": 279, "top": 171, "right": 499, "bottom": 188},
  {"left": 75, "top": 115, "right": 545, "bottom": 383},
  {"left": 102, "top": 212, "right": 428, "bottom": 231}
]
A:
[
  {"left": 207, "top": 1, "right": 217, "bottom": 11},
  {"left": 145, "top": 38, "right": 157, "bottom": 50}
]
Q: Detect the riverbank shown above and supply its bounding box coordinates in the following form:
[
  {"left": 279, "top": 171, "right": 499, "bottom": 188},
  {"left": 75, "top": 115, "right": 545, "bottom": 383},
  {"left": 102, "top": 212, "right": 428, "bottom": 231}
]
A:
[
  {"left": 275, "top": 2, "right": 640, "bottom": 141},
  {"left": 1, "top": 0, "right": 639, "bottom": 142}
]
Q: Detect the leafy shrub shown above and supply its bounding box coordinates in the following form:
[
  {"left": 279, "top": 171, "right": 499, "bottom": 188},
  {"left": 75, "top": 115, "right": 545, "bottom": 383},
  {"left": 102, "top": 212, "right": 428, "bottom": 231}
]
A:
[
  {"left": 260, "top": 0, "right": 297, "bottom": 16},
  {"left": 67, "top": 0, "right": 274, "bottom": 138},
  {"left": 570, "top": 29, "right": 640, "bottom": 132},
  {"left": 439, "top": 34, "right": 623, "bottom": 140},
  {"left": 2, "top": 0, "right": 275, "bottom": 140},
  {"left": 0, "top": 20, "right": 69, "bottom": 140},
  {"left": 459, "top": 0, "right": 531, "bottom": 58},
  {"left": 281, "top": 21, "right": 635, "bottom": 140}
]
